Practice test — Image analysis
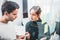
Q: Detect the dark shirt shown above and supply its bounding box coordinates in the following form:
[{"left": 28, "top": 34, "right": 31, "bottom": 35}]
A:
[{"left": 26, "top": 19, "right": 50, "bottom": 40}]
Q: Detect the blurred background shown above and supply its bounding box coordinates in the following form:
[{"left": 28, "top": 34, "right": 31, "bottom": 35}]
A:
[{"left": 0, "top": 0, "right": 60, "bottom": 34}]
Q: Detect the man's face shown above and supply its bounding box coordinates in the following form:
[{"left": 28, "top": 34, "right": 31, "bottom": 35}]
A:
[
  {"left": 7, "top": 9, "right": 18, "bottom": 21},
  {"left": 30, "top": 9, "right": 39, "bottom": 21}
]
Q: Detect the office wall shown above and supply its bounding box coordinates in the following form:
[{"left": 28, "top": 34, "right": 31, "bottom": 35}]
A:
[{"left": 0, "top": 0, "right": 3, "bottom": 18}]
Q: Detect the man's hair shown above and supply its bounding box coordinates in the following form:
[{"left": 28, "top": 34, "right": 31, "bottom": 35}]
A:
[
  {"left": 30, "top": 6, "right": 41, "bottom": 15},
  {"left": 1, "top": 1, "right": 19, "bottom": 15}
]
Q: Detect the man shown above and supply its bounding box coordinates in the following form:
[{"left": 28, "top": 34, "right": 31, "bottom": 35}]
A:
[
  {"left": 26, "top": 6, "right": 50, "bottom": 40},
  {"left": 0, "top": 1, "right": 22, "bottom": 40}
]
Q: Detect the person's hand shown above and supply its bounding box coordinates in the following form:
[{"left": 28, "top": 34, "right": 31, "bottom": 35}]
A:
[
  {"left": 16, "top": 35, "right": 25, "bottom": 40},
  {"left": 25, "top": 32, "right": 30, "bottom": 40},
  {"left": 40, "top": 37, "right": 47, "bottom": 40}
]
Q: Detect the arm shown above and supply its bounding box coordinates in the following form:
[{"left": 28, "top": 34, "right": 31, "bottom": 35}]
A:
[
  {"left": 25, "top": 22, "right": 30, "bottom": 40},
  {"left": 16, "top": 26, "right": 25, "bottom": 40}
]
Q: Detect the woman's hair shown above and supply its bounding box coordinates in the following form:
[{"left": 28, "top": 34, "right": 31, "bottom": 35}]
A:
[{"left": 30, "top": 6, "right": 41, "bottom": 15}]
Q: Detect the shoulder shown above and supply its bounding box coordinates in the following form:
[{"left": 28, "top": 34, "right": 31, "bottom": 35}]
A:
[
  {"left": 25, "top": 21, "right": 33, "bottom": 28},
  {"left": 26, "top": 21, "right": 32, "bottom": 25}
]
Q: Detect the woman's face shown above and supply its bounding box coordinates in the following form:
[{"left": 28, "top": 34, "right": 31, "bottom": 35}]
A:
[{"left": 30, "top": 9, "right": 39, "bottom": 21}]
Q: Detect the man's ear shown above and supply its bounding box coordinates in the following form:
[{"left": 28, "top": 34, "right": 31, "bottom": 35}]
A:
[
  {"left": 4, "top": 11, "right": 8, "bottom": 15},
  {"left": 37, "top": 14, "right": 40, "bottom": 17}
]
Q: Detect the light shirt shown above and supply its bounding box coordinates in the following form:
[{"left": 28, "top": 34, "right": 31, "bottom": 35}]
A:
[{"left": 0, "top": 22, "right": 21, "bottom": 40}]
